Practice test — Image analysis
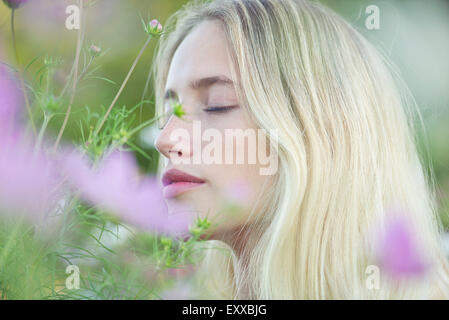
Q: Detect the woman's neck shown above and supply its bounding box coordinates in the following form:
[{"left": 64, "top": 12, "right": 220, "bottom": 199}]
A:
[{"left": 212, "top": 223, "right": 262, "bottom": 299}]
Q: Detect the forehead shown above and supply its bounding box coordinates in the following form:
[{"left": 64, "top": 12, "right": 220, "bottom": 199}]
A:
[{"left": 165, "top": 20, "right": 233, "bottom": 91}]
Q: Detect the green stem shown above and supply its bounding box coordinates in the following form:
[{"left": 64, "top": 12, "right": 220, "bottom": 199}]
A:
[
  {"left": 92, "top": 35, "right": 153, "bottom": 139},
  {"left": 53, "top": 0, "right": 84, "bottom": 152},
  {"left": 0, "top": 220, "right": 23, "bottom": 272},
  {"left": 139, "top": 62, "right": 153, "bottom": 122},
  {"left": 11, "top": 8, "right": 37, "bottom": 137},
  {"left": 34, "top": 113, "right": 51, "bottom": 154},
  {"left": 125, "top": 108, "right": 174, "bottom": 142},
  {"left": 58, "top": 55, "right": 93, "bottom": 100},
  {"left": 127, "top": 115, "right": 159, "bottom": 137},
  {"left": 57, "top": 58, "right": 76, "bottom": 100},
  {"left": 46, "top": 66, "right": 50, "bottom": 96},
  {"left": 76, "top": 56, "right": 94, "bottom": 86}
]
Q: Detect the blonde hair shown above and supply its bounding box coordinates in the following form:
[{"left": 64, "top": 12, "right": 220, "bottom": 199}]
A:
[{"left": 152, "top": 0, "right": 449, "bottom": 299}]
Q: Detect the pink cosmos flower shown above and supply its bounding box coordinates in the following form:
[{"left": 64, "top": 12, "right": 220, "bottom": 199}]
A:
[
  {"left": 62, "top": 150, "right": 195, "bottom": 237},
  {"left": 0, "top": 64, "right": 61, "bottom": 224},
  {"left": 373, "top": 211, "right": 430, "bottom": 279},
  {"left": 0, "top": 64, "right": 22, "bottom": 136},
  {"left": 0, "top": 136, "right": 62, "bottom": 224}
]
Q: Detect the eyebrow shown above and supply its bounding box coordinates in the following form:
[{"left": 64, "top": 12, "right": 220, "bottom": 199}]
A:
[{"left": 163, "top": 75, "right": 234, "bottom": 102}]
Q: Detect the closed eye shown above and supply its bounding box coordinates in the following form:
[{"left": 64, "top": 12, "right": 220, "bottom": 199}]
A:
[{"left": 203, "top": 105, "right": 238, "bottom": 113}]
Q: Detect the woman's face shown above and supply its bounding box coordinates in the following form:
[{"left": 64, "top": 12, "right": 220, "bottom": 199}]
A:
[{"left": 155, "top": 20, "right": 272, "bottom": 236}]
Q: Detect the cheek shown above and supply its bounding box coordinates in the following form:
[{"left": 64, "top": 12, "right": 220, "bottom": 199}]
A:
[
  {"left": 189, "top": 111, "right": 270, "bottom": 213},
  {"left": 203, "top": 162, "right": 264, "bottom": 214}
]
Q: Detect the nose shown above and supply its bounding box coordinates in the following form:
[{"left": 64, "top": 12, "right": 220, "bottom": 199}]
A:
[{"left": 154, "top": 114, "right": 192, "bottom": 161}]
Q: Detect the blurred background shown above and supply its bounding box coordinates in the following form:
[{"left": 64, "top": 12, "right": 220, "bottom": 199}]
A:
[{"left": 0, "top": 0, "right": 448, "bottom": 225}]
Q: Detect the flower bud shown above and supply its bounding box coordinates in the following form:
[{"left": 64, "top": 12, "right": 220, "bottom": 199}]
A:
[
  {"left": 89, "top": 45, "right": 101, "bottom": 56},
  {"left": 147, "top": 19, "right": 163, "bottom": 36},
  {"left": 2, "top": 0, "right": 28, "bottom": 9}
]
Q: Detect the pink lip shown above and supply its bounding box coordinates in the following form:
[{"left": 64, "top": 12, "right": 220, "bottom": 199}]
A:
[
  {"left": 162, "top": 169, "right": 206, "bottom": 199},
  {"left": 163, "top": 181, "right": 206, "bottom": 198}
]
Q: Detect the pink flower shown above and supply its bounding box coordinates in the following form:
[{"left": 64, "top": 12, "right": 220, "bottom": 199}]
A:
[
  {"left": 0, "top": 64, "right": 22, "bottom": 136},
  {"left": 62, "top": 150, "right": 195, "bottom": 237},
  {"left": 0, "top": 64, "right": 61, "bottom": 224},
  {"left": 146, "top": 19, "right": 163, "bottom": 36},
  {"left": 149, "top": 19, "right": 162, "bottom": 31},
  {"left": 374, "top": 211, "right": 430, "bottom": 279},
  {"left": 0, "top": 137, "right": 62, "bottom": 223}
]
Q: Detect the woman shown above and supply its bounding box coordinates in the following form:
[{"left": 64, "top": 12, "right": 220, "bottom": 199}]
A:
[{"left": 152, "top": 0, "right": 449, "bottom": 299}]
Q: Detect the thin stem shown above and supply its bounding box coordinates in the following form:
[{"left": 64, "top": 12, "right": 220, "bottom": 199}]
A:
[
  {"left": 34, "top": 113, "right": 51, "bottom": 154},
  {"left": 92, "top": 35, "right": 153, "bottom": 139},
  {"left": 139, "top": 61, "right": 153, "bottom": 122},
  {"left": 76, "top": 56, "right": 94, "bottom": 86},
  {"left": 11, "top": 8, "right": 37, "bottom": 136},
  {"left": 53, "top": 0, "right": 84, "bottom": 152},
  {"left": 127, "top": 113, "right": 164, "bottom": 138},
  {"left": 58, "top": 52, "right": 93, "bottom": 100},
  {"left": 57, "top": 57, "right": 76, "bottom": 100},
  {"left": 46, "top": 67, "right": 50, "bottom": 96},
  {"left": 0, "top": 219, "right": 23, "bottom": 272}
]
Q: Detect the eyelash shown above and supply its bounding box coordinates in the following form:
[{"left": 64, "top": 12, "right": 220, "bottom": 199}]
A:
[
  {"left": 203, "top": 105, "right": 237, "bottom": 113},
  {"left": 158, "top": 105, "right": 237, "bottom": 129}
]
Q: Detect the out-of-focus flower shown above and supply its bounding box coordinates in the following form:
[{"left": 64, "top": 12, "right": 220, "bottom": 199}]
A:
[
  {"left": 0, "top": 64, "right": 63, "bottom": 226},
  {"left": 2, "top": 0, "right": 28, "bottom": 9},
  {"left": 373, "top": 212, "right": 430, "bottom": 279},
  {"left": 62, "top": 150, "right": 195, "bottom": 237},
  {"left": 0, "top": 64, "right": 22, "bottom": 135},
  {"left": 0, "top": 137, "right": 62, "bottom": 224}
]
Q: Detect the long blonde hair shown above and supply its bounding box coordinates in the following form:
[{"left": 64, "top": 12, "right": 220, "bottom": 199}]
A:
[{"left": 152, "top": 0, "right": 449, "bottom": 299}]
